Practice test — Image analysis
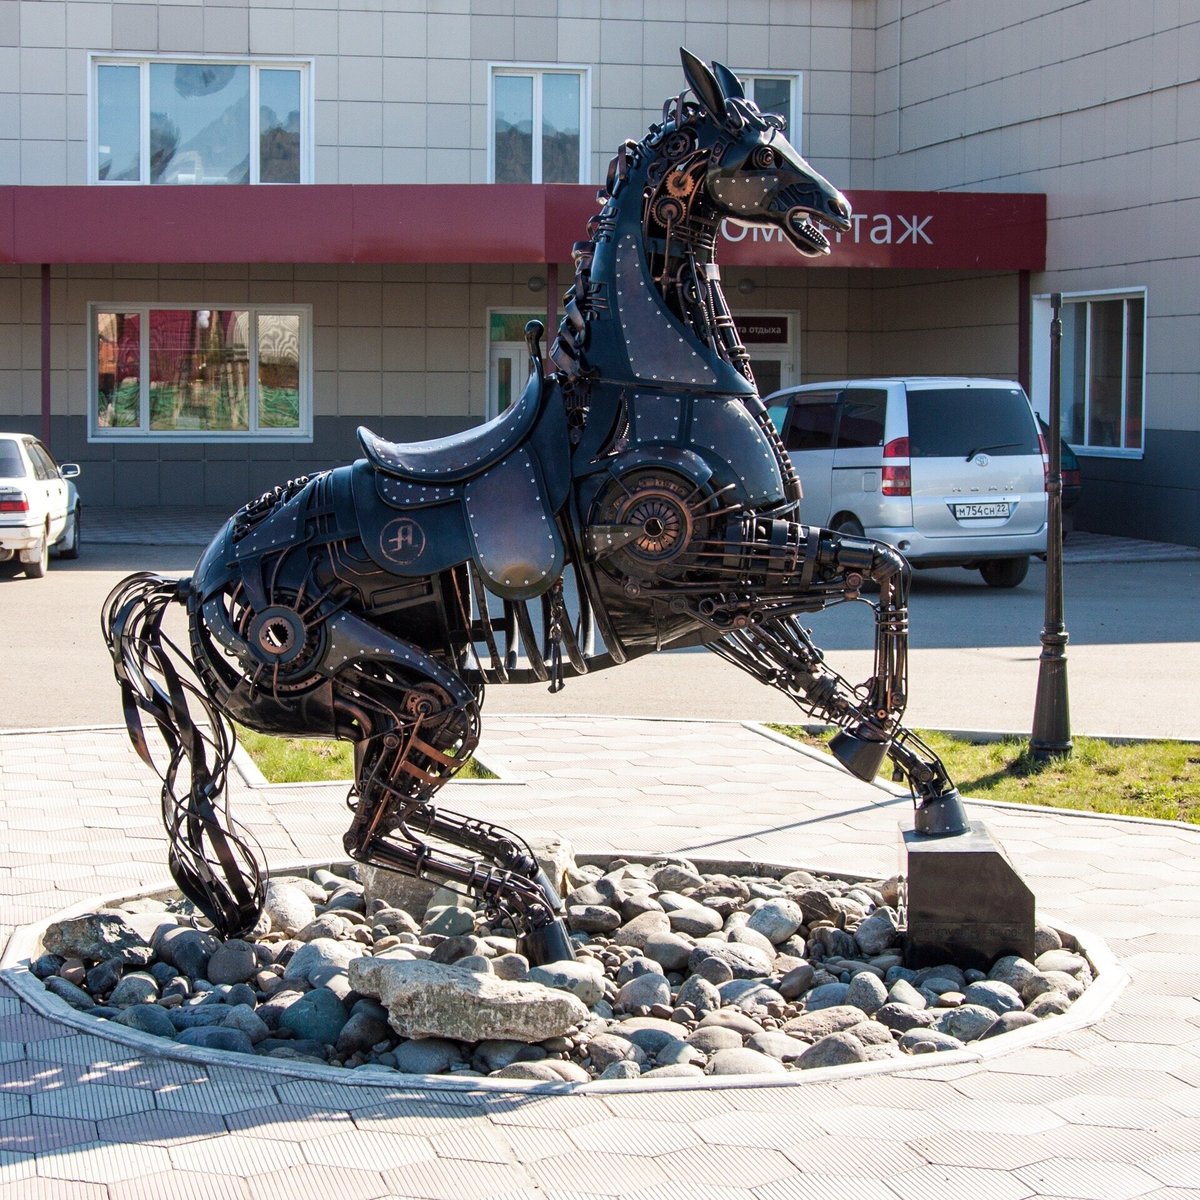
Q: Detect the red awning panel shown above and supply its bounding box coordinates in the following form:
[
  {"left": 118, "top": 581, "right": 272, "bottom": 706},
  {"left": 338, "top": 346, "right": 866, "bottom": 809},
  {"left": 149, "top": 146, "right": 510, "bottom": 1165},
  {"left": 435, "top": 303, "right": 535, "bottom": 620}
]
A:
[{"left": 0, "top": 185, "right": 1045, "bottom": 271}]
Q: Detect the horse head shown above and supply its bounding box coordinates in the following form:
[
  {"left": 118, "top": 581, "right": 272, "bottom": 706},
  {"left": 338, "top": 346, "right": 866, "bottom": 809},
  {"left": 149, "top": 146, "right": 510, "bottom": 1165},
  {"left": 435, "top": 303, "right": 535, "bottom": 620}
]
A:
[{"left": 679, "top": 48, "right": 852, "bottom": 256}]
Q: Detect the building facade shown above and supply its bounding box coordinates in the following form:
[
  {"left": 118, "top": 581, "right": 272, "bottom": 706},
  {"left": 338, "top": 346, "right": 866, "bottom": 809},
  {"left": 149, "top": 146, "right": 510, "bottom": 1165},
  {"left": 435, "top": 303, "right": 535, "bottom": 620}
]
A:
[{"left": 1, "top": 0, "right": 1195, "bottom": 543}]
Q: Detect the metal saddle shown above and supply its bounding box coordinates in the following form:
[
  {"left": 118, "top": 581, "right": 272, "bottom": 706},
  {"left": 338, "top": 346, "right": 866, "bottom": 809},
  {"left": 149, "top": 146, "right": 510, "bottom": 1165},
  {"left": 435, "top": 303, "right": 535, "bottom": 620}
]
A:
[{"left": 358, "top": 369, "right": 542, "bottom": 486}]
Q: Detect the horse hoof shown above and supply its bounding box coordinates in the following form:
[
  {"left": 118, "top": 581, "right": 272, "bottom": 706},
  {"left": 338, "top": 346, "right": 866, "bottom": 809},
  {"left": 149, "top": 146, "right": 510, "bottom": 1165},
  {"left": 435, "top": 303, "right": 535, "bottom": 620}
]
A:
[{"left": 520, "top": 918, "right": 576, "bottom": 965}]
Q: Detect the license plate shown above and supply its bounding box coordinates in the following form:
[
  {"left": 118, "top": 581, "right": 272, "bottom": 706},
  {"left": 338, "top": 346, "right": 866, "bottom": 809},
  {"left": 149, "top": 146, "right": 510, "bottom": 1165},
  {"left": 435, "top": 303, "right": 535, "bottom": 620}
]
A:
[{"left": 952, "top": 501, "right": 1011, "bottom": 520}]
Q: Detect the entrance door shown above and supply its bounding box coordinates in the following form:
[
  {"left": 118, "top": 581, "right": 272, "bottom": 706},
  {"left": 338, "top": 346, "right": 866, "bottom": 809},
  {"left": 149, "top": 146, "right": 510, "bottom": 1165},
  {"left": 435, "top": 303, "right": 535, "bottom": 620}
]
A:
[{"left": 488, "top": 342, "right": 531, "bottom": 419}]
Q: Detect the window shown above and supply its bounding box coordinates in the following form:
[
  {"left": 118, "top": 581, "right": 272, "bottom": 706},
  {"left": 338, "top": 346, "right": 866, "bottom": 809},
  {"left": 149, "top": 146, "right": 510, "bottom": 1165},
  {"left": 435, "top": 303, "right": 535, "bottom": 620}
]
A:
[
  {"left": 91, "top": 55, "right": 311, "bottom": 184},
  {"left": 91, "top": 305, "right": 311, "bottom": 441},
  {"left": 837, "top": 391, "right": 886, "bottom": 449},
  {"left": 905, "top": 388, "right": 1039, "bottom": 458},
  {"left": 740, "top": 73, "right": 802, "bottom": 147},
  {"left": 784, "top": 394, "right": 839, "bottom": 452},
  {"left": 490, "top": 65, "right": 588, "bottom": 183},
  {"left": 1060, "top": 292, "right": 1145, "bottom": 453}
]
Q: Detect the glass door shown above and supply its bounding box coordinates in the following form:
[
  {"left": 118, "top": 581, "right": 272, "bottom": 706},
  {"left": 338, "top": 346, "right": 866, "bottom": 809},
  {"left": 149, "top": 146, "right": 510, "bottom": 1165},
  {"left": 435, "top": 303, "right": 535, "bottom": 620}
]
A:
[{"left": 488, "top": 342, "right": 531, "bottom": 419}]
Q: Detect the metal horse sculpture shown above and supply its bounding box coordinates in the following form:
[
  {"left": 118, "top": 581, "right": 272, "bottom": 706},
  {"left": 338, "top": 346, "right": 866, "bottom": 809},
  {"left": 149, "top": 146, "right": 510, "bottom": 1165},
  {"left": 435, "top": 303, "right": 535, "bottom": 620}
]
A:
[{"left": 104, "top": 51, "right": 968, "bottom": 966}]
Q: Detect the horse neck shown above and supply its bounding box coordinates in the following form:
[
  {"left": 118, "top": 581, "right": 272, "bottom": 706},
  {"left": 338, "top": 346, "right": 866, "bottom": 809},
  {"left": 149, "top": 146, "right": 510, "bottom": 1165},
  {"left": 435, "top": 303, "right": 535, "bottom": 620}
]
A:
[{"left": 561, "top": 141, "right": 756, "bottom": 397}]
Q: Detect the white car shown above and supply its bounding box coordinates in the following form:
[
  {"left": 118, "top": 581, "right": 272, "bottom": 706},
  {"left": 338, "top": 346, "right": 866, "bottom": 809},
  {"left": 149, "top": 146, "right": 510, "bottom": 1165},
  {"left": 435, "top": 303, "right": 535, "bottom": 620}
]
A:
[
  {"left": 765, "top": 378, "right": 1048, "bottom": 588},
  {"left": 0, "top": 433, "right": 82, "bottom": 577}
]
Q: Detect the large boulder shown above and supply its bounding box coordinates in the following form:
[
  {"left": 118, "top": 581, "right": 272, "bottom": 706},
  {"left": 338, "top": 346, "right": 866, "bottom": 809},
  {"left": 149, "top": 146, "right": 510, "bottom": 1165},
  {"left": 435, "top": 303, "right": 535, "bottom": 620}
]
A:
[
  {"left": 42, "top": 912, "right": 152, "bottom": 966},
  {"left": 349, "top": 957, "right": 589, "bottom": 1043}
]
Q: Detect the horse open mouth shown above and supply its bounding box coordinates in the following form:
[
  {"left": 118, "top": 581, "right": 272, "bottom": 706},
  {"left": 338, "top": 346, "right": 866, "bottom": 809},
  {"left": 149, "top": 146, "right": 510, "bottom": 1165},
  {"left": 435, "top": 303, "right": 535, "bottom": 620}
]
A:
[{"left": 784, "top": 208, "right": 833, "bottom": 256}]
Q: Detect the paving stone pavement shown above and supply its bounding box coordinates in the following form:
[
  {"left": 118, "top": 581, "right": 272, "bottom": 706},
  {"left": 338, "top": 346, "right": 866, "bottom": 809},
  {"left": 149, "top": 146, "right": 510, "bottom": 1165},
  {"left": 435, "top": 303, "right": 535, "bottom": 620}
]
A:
[{"left": 1, "top": 716, "right": 1199, "bottom": 1199}]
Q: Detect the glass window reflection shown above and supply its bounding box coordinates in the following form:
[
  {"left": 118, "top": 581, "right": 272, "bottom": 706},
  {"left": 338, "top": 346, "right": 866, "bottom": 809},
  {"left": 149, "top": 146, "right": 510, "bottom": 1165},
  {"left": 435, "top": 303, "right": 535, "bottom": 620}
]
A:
[
  {"left": 495, "top": 74, "right": 533, "bottom": 183},
  {"left": 97, "top": 66, "right": 141, "bottom": 182},
  {"left": 150, "top": 63, "right": 251, "bottom": 184},
  {"left": 542, "top": 73, "right": 580, "bottom": 183},
  {"left": 260, "top": 69, "right": 301, "bottom": 183}
]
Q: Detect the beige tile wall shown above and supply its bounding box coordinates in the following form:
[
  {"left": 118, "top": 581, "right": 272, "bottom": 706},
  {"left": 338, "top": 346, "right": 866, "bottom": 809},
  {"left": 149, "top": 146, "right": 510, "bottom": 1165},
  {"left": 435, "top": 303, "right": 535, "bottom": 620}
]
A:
[{"left": 1, "top": 0, "right": 870, "bottom": 188}]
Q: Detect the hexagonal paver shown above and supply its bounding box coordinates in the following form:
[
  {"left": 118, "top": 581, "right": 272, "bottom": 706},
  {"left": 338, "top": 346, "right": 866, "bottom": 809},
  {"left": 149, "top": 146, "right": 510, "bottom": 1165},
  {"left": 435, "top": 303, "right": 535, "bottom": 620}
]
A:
[
  {"left": 1014, "top": 1156, "right": 1161, "bottom": 1200},
  {"left": 937, "top": 1099, "right": 1066, "bottom": 1135},
  {"left": 567, "top": 1116, "right": 699, "bottom": 1156},
  {"left": 1143, "top": 1151, "right": 1200, "bottom": 1188},
  {"left": 301, "top": 1128, "right": 435, "bottom": 1170},
  {"left": 1046, "top": 1092, "right": 1180, "bottom": 1129},
  {"left": 888, "top": 1163, "right": 1032, "bottom": 1200},
  {"left": 0, "top": 1114, "right": 97, "bottom": 1153},
  {"left": 754, "top": 1177, "right": 900, "bottom": 1200},
  {"left": 525, "top": 1148, "right": 671, "bottom": 1196},
  {"left": 36, "top": 1141, "right": 172, "bottom": 1184},
  {"left": 31, "top": 1085, "right": 152, "bottom": 1122},
  {"left": 169, "top": 1133, "right": 304, "bottom": 1176},
  {"left": 106, "top": 1170, "right": 251, "bottom": 1200},
  {"left": 382, "top": 1158, "right": 539, "bottom": 1200}
]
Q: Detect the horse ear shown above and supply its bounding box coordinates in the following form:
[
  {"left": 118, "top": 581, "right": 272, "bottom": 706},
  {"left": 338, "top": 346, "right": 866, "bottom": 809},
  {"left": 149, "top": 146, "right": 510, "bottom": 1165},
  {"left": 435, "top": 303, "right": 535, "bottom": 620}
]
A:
[
  {"left": 711, "top": 61, "right": 745, "bottom": 102},
  {"left": 680, "top": 47, "right": 726, "bottom": 117}
]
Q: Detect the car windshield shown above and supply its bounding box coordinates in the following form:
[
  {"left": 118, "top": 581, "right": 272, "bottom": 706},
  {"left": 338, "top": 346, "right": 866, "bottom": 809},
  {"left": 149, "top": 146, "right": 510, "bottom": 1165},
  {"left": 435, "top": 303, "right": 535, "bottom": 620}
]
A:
[
  {"left": 905, "top": 388, "right": 1039, "bottom": 458},
  {"left": 0, "top": 440, "right": 27, "bottom": 478}
]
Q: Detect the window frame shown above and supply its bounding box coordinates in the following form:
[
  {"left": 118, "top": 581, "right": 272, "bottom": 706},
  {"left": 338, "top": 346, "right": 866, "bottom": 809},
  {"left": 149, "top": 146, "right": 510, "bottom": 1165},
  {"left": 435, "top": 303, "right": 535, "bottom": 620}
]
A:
[
  {"left": 88, "top": 302, "right": 313, "bottom": 443},
  {"left": 738, "top": 71, "right": 803, "bottom": 151},
  {"left": 487, "top": 62, "right": 591, "bottom": 184},
  {"left": 88, "top": 52, "right": 315, "bottom": 186},
  {"left": 1032, "top": 288, "right": 1147, "bottom": 460}
]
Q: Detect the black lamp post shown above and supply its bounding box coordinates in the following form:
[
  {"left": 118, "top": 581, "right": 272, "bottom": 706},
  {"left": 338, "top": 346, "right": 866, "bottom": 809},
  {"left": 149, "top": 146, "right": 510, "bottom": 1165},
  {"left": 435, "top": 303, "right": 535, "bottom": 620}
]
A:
[{"left": 1031, "top": 292, "right": 1072, "bottom": 761}]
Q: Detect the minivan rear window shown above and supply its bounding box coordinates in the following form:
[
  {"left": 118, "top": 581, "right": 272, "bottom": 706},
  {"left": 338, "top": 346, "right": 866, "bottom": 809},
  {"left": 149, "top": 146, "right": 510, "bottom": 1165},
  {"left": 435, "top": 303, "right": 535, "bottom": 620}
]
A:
[
  {"left": 905, "top": 388, "right": 1039, "bottom": 458},
  {"left": 0, "top": 441, "right": 27, "bottom": 478}
]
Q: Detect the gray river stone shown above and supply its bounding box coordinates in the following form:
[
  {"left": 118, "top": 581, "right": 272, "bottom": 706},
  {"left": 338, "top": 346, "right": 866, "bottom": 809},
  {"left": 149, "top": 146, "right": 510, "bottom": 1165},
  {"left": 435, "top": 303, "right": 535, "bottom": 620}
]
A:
[
  {"left": 745, "top": 898, "right": 804, "bottom": 944},
  {"left": 718, "top": 979, "right": 784, "bottom": 1010},
  {"left": 642, "top": 931, "right": 693, "bottom": 972},
  {"left": 283, "top": 938, "right": 360, "bottom": 986},
  {"left": 220, "top": 1004, "right": 270, "bottom": 1045},
  {"left": 527, "top": 961, "right": 606, "bottom": 1008},
  {"left": 935, "top": 1004, "right": 999, "bottom": 1042},
  {"left": 796, "top": 1031, "right": 869, "bottom": 1069},
  {"left": 1027, "top": 991, "right": 1073, "bottom": 1017},
  {"left": 156, "top": 927, "right": 219, "bottom": 979},
  {"left": 782, "top": 1005, "right": 866, "bottom": 1040},
  {"left": 108, "top": 972, "right": 159, "bottom": 1007},
  {"left": 675, "top": 974, "right": 721, "bottom": 1017},
  {"left": 587, "top": 1033, "right": 645, "bottom": 1070},
  {"left": 176, "top": 1026, "right": 255, "bottom": 1055},
  {"left": 263, "top": 881, "right": 317, "bottom": 937},
  {"left": 686, "top": 1026, "right": 743, "bottom": 1054},
  {"left": 279, "top": 988, "right": 349, "bottom": 1046},
  {"left": 845, "top": 971, "right": 888, "bottom": 1016},
  {"left": 115, "top": 1003, "right": 177, "bottom": 1038},
  {"left": 726, "top": 926, "right": 777, "bottom": 960},
  {"left": 899, "top": 1028, "right": 967, "bottom": 1054},
  {"left": 708, "top": 1047, "right": 788, "bottom": 1076},
  {"left": 777, "top": 962, "right": 816, "bottom": 1000},
  {"left": 44, "top": 976, "right": 96, "bottom": 1010},
  {"left": 964, "top": 980, "right": 1024, "bottom": 1014},
  {"left": 350, "top": 957, "right": 588, "bottom": 1043},
  {"left": 614, "top": 972, "right": 672, "bottom": 1012},
  {"left": 874, "top": 1002, "right": 936, "bottom": 1034},
  {"left": 854, "top": 906, "right": 900, "bottom": 955},
  {"left": 886, "top": 978, "right": 927, "bottom": 1009},
  {"left": 988, "top": 954, "right": 1041, "bottom": 994},
  {"left": 567, "top": 904, "right": 622, "bottom": 933},
  {"left": 613, "top": 910, "right": 671, "bottom": 950},
  {"left": 687, "top": 942, "right": 772, "bottom": 980},
  {"left": 1035, "top": 949, "right": 1090, "bottom": 978},
  {"left": 747, "top": 1031, "right": 811, "bottom": 1062},
  {"left": 393, "top": 1037, "right": 463, "bottom": 1074},
  {"left": 206, "top": 940, "right": 259, "bottom": 986},
  {"left": 804, "top": 981, "right": 851, "bottom": 1010}
]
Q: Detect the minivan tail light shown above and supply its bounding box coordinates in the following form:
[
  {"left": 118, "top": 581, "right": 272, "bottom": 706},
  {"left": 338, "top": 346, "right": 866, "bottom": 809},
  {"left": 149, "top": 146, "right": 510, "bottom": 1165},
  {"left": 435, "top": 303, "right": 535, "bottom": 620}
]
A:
[
  {"left": 1038, "top": 430, "right": 1050, "bottom": 488},
  {"left": 0, "top": 492, "right": 29, "bottom": 513},
  {"left": 882, "top": 437, "right": 911, "bottom": 496}
]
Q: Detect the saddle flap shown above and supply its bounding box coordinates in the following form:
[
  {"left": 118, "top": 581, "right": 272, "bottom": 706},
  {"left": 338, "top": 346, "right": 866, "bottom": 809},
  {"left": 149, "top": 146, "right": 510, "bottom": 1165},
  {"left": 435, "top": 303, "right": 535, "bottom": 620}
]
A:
[{"left": 464, "top": 447, "right": 564, "bottom": 601}]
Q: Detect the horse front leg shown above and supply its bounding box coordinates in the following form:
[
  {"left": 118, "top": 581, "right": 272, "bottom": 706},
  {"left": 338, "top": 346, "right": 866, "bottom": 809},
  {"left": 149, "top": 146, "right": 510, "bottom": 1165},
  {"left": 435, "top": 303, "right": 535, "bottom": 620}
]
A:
[{"left": 709, "top": 524, "right": 970, "bottom": 837}]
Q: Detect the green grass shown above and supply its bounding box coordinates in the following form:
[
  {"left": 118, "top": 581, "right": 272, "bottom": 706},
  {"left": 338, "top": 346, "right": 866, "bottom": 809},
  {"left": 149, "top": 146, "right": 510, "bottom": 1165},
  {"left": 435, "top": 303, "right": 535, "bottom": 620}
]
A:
[
  {"left": 771, "top": 725, "right": 1200, "bottom": 825},
  {"left": 236, "top": 726, "right": 495, "bottom": 784}
]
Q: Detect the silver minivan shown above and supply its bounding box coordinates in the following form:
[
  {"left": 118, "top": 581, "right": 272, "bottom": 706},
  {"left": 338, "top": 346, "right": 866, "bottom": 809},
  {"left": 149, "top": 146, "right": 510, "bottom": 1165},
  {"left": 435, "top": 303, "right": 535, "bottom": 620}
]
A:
[{"left": 765, "top": 377, "right": 1048, "bottom": 588}]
